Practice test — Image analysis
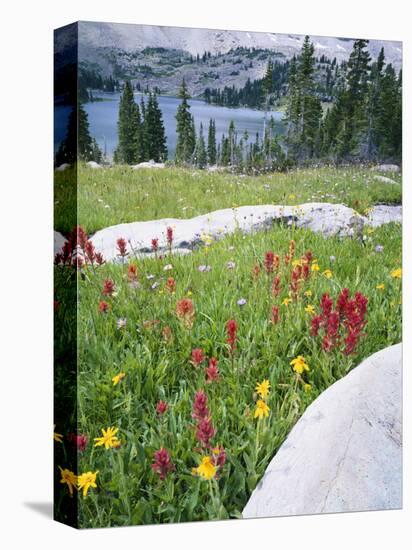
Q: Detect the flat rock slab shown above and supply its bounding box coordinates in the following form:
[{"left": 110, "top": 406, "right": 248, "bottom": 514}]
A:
[
  {"left": 87, "top": 202, "right": 401, "bottom": 261},
  {"left": 373, "top": 175, "right": 398, "bottom": 185},
  {"left": 373, "top": 164, "right": 401, "bottom": 173},
  {"left": 243, "top": 343, "right": 402, "bottom": 518}
]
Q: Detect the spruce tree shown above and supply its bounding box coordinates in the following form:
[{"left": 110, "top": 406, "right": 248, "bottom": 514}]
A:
[
  {"left": 195, "top": 122, "right": 207, "bottom": 168},
  {"left": 55, "top": 103, "right": 102, "bottom": 165},
  {"left": 207, "top": 119, "right": 217, "bottom": 165},
  {"left": 175, "top": 79, "right": 195, "bottom": 164},
  {"left": 115, "top": 81, "right": 142, "bottom": 164},
  {"left": 143, "top": 93, "right": 168, "bottom": 162}
]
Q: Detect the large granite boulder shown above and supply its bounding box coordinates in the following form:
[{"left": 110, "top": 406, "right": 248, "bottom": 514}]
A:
[
  {"left": 88, "top": 203, "right": 402, "bottom": 261},
  {"left": 374, "top": 164, "right": 401, "bottom": 173},
  {"left": 243, "top": 343, "right": 402, "bottom": 518}
]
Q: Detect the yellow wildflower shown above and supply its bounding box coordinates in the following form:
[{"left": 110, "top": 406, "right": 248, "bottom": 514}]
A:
[
  {"left": 288, "top": 194, "right": 296, "bottom": 200},
  {"left": 304, "top": 384, "right": 312, "bottom": 393},
  {"left": 391, "top": 268, "right": 402, "bottom": 279},
  {"left": 200, "top": 233, "right": 213, "bottom": 246},
  {"left": 366, "top": 228, "right": 374, "bottom": 235},
  {"left": 54, "top": 425, "right": 63, "bottom": 444},
  {"left": 292, "top": 259, "right": 302, "bottom": 268},
  {"left": 94, "top": 427, "right": 120, "bottom": 450},
  {"left": 376, "top": 283, "right": 385, "bottom": 290},
  {"left": 290, "top": 355, "right": 310, "bottom": 374},
  {"left": 77, "top": 470, "right": 98, "bottom": 498},
  {"left": 112, "top": 372, "right": 126, "bottom": 386},
  {"left": 58, "top": 467, "right": 77, "bottom": 497},
  {"left": 305, "top": 304, "right": 316, "bottom": 315},
  {"left": 193, "top": 456, "right": 217, "bottom": 480},
  {"left": 282, "top": 297, "right": 292, "bottom": 306},
  {"left": 311, "top": 263, "right": 320, "bottom": 272},
  {"left": 254, "top": 399, "right": 270, "bottom": 420},
  {"left": 304, "top": 290, "right": 312, "bottom": 297},
  {"left": 322, "top": 269, "right": 333, "bottom": 279},
  {"left": 255, "top": 379, "right": 271, "bottom": 399}
]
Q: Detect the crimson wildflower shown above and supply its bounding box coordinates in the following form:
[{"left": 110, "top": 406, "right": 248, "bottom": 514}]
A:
[
  {"left": 162, "top": 325, "right": 173, "bottom": 344},
  {"left": 156, "top": 400, "right": 168, "bottom": 415},
  {"left": 166, "top": 226, "right": 173, "bottom": 246},
  {"left": 272, "top": 275, "right": 281, "bottom": 297},
  {"left": 116, "top": 238, "right": 128, "bottom": 257},
  {"left": 205, "top": 357, "right": 220, "bottom": 382},
  {"left": 84, "top": 240, "right": 96, "bottom": 264},
  {"left": 128, "top": 264, "right": 138, "bottom": 281},
  {"left": 67, "top": 433, "right": 88, "bottom": 452},
  {"left": 271, "top": 305, "right": 280, "bottom": 324},
  {"left": 176, "top": 298, "right": 195, "bottom": 328},
  {"left": 95, "top": 252, "right": 105, "bottom": 265},
  {"left": 192, "top": 390, "right": 209, "bottom": 421},
  {"left": 226, "top": 319, "right": 238, "bottom": 353},
  {"left": 151, "top": 448, "right": 174, "bottom": 480},
  {"left": 99, "top": 300, "right": 109, "bottom": 314},
  {"left": 196, "top": 417, "right": 216, "bottom": 447},
  {"left": 166, "top": 277, "right": 176, "bottom": 293},
  {"left": 264, "top": 251, "right": 275, "bottom": 273},
  {"left": 102, "top": 279, "right": 115, "bottom": 296},
  {"left": 191, "top": 348, "right": 205, "bottom": 366}
]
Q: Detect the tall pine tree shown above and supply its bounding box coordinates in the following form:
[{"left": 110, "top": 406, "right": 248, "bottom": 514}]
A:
[
  {"left": 175, "top": 80, "right": 196, "bottom": 164},
  {"left": 114, "top": 81, "right": 143, "bottom": 164}
]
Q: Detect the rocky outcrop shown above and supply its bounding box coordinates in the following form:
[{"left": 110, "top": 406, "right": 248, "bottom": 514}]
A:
[
  {"left": 86, "top": 161, "right": 102, "bottom": 169},
  {"left": 242, "top": 344, "right": 402, "bottom": 518},
  {"left": 55, "top": 163, "right": 70, "bottom": 172},
  {"left": 86, "top": 203, "right": 402, "bottom": 261}
]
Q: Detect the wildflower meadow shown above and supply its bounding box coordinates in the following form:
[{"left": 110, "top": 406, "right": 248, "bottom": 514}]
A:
[{"left": 54, "top": 205, "right": 401, "bottom": 527}]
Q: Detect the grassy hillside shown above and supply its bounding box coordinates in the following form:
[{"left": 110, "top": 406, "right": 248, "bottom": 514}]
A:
[{"left": 54, "top": 164, "right": 402, "bottom": 234}]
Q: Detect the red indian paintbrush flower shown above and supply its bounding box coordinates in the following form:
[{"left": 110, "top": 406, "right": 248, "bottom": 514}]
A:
[
  {"left": 84, "top": 240, "right": 96, "bottom": 264},
  {"left": 116, "top": 238, "right": 128, "bottom": 257},
  {"left": 272, "top": 275, "right": 281, "bottom": 297},
  {"left": 192, "top": 390, "right": 209, "bottom": 421},
  {"left": 264, "top": 251, "right": 275, "bottom": 273},
  {"left": 102, "top": 279, "right": 115, "bottom": 296},
  {"left": 205, "top": 357, "right": 220, "bottom": 382},
  {"left": 151, "top": 238, "right": 159, "bottom": 253},
  {"left": 166, "top": 226, "right": 173, "bottom": 245},
  {"left": 151, "top": 448, "right": 174, "bottom": 480},
  {"left": 226, "top": 319, "right": 238, "bottom": 353},
  {"left": 99, "top": 300, "right": 109, "bottom": 314},
  {"left": 166, "top": 277, "right": 176, "bottom": 293},
  {"left": 156, "top": 400, "right": 168, "bottom": 415},
  {"left": 195, "top": 417, "right": 216, "bottom": 447},
  {"left": 271, "top": 305, "right": 280, "bottom": 324},
  {"left": 191, "top": 348, "right": 205, "bottom": 366},
  {"left": 67, "top": 433, "right": 88, "bottom": 452},
  {"left": 176, "top": 298, "right": 195, "bottom": 328},
  {"left": 128, "top": 264, "right": 138, "bottom": 281},
  {"left": 95, "top": 252, "right": 105, "bottom": 265}
]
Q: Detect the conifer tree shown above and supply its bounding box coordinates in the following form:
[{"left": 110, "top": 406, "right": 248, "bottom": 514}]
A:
[
  {"left": 175, "top": 80, "right": 195, "bottom": 164},
  {"left": 207, "top": 119, "right": 217, "bottom": 165},
  {"left": 195, "top": 122, "right": 207, "bottom": 168},
  {"left": 115, "top": 81, "right": 142, "bottom": 164},
  {"left": 143, "top": 93, "right": 168, "bottom": 162}
]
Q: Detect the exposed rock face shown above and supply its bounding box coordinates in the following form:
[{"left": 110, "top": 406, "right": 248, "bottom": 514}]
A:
[
  {"left": 86, "top": 203, "right": 401, "bottom": 261},
  {"left": 242, "top": 344, "right": 402, "bottom": 518},
  {"left": 374, "top": 164, "right": 401, "bottom": 173}
]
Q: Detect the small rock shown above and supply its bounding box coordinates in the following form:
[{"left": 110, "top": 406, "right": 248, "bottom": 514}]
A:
[{"left": 132, "top": 160, "right": 165, "bottom": 170}]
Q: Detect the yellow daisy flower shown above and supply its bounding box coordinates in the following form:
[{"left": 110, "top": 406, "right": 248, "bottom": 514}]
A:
[
  {"left": 290, "top": 355, "right": 310, "bottom": 374},
  {"left": 376, "top": 283, "right": 385, "bottom": 290},
  {"left": 282, "top": 297, "right": 292, "bottom": 306},
  {"left": 254, "top": 399, "right": 270, "bottom": 420},
  {"left": 255, "top": 379, "right": 271, "bottom": 399},
  {"left": 58, "top": 467, "right": 77, "bottom": 497},
  {"left": 77, "top": 470, "right": 98, "bottom": 498},
  {"left": 193, "top": 456, "right": 217, "bottom": 480},
  {"left": 322, "top": 269, "right": 333, "bottom": 279},
  {"left": 112, "top": 372, "right": 126, "bottom": 386},
  {"left": 304, "top": 290, "right": 312, "bottom": 297},
  {"left": 311, "top": 263, "right": 320, "bottom": 272},
  {"left": 305, "top": 304, "right": 316, "bottom": 315},
  {"left": 94, "top": 427, "right": 120, "bottom": 450},
  {"left": 391, "top": 268, "right": 402, "bottom": 279}
]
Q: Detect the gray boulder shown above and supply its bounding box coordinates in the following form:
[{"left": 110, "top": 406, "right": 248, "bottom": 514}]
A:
[
  {"left": 86, "top": 161, "right": 102, "bottom": 169},
  {"left": 367, "top": 205, "right": 402, "bottom": 227},
  {"left": 55, "top": 163, "right": 70, "bottom": 172},
  {"left": 131, "top": 160, "right": 165, "bottom": 170},
  {"left": 243, "top": 343, "right": 402, "bottom": 518},
  {"left": 373, "top": 175, "right": 398, "bottom": 185},
  {"left": 374, "top": 164, "right": 400, "bottom": 173}
]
